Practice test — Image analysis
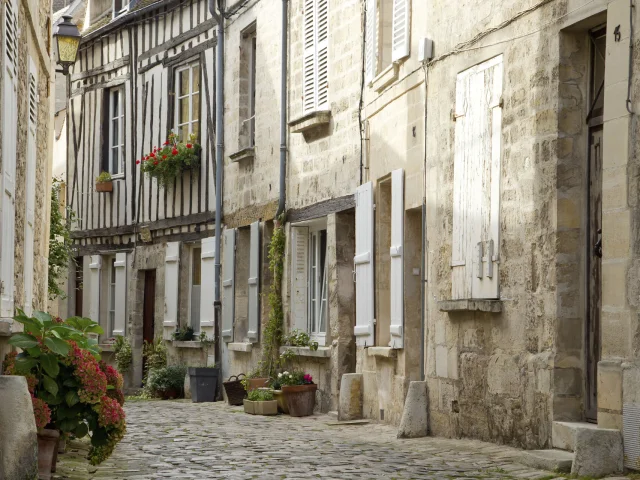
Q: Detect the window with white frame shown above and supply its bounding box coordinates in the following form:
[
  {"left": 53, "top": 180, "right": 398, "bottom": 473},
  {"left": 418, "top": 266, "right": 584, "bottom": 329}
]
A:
[
  {"left": 291, "top": 222, "right": 328, "bottom": 345},
  {"left": 107, "top": 258, "right": 116, "bottom": 338},
  {"left": 112, "top": 0, "right": 129, "bottom": 18},
  {"left": 302, "top": 0, "right": 329, "bottom": 114},
  {"left": 190, "top": 246, "right": 202, "bottom": 333},
  {"left": 175, "top": 63, "right": 200, "bottom": 141},
  {"left": 107, "top": 87, "right": 124, "bottom": 176},
  {"left": 365, "top": 0, "right": 411, "bottom": 83},
  {"left": 239, "top": 24, "right": 257, "bottom": 148}
]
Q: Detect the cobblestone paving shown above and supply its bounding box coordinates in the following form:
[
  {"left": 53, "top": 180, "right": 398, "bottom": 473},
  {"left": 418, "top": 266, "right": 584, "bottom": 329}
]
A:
[{"left": 55, "top": 400, "right": 571, "bottom": 480}]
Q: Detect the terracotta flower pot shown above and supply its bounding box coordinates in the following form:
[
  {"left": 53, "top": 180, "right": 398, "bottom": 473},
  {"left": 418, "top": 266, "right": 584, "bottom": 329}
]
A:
[
  {"left": 37, "top": 428, "right": 60, "bottom": 480},
  {"left": 282, "top": 384, "right": 317, "bottom": 417},
  {"left": 246, "top": 377, "right": 269, "bottom": 392},
  {"left": 273, "top": 390, "right": 289, "bottom": 414},
  {"left": 159, "top": 387, "right": 181, "bottom": 399},
  {"left": 95, "top": 181, "right": 113, "bottom": 192}
]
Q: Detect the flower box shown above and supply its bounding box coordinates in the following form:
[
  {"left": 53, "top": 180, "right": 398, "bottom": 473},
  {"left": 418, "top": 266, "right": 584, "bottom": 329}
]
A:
[
  {"left": 139, "top": 132, "right": 201, "bottom": 186},
  {"left": 243, "top": 399, "right": 278, "bottom": 416},
  {"left": 95, "top": 181, "right": 113, "bottom": 192}
]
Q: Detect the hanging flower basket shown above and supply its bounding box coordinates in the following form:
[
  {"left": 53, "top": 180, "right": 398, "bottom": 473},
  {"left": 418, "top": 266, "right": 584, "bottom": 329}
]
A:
[{"left": 139, "top": 131, "right": 201, "bottom": 186}]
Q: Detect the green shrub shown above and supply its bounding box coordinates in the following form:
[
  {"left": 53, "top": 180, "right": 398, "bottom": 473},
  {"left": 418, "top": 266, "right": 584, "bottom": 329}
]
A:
[
  {"left": 96, "top": 171, "right": 112, "bottom": 183},
  {"left": 248, "top": 389, "right": 273, "bottom": 401},
  {"left": 146, "top": 365, "right": 186, "bottom": 396},
  {"left": 114, "top": 336, "right": 132, "bottom": 374}
]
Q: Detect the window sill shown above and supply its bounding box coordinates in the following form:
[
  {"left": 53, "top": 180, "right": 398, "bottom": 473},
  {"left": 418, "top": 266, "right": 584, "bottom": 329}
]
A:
[
  {"left": 367, "top": 347, "right": 398, "bottom": 358},
  {"left": 438, "top": 299, "right": 502, "bottom": 313},
  {"left": 0, "top": 319, "right": 12, "bottom": 336},
  {"left": 110, "top": 174, "right": 125, "bottom": 180},
  {"left": 371, "top": 63, "right": 399, "bottom": 93},
  {"left": 289, "top": 110, "right": 331, "bottom": 134},
  {"left": 98, "top": 343, "right": 116, "bottom": 352},
  {"left": 229, "top": 147, "right": 255, "bottom": 163},
  {"left": 172, "top": 340, "right": 203, "bottom": 349},
  {"left": 228, "top": 342, "right": 253, "bottom": 353},
  {"left": 279, "top": 346, "right": 332, "bottom": 359}
]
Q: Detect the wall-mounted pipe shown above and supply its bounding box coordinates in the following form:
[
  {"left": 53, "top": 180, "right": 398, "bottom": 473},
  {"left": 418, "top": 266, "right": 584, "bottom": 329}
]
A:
[{"left": 277, "top": 0, "right": 288, "bottom": 217}]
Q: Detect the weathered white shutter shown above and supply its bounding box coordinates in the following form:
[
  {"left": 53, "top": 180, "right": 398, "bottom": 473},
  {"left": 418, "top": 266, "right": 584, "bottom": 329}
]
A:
[
  {"left": 23, "top": 58, "right": 37, "bottom": 316},
  {"left": 247, "top": 221, "right": 260, "bottom": 342},
  {"left": 89, "top": 256, "right": 102, "bottom": 323},
  {"left": 291, "top": 226, "right": 309, "bottom": 332},
  {"left": 199, "top": 236, "right": 216, "bottom": 328},
  {"left": 354, "top": 182, "right": 374, "bottom": 346},
  {"left": 221, "top": 229, "right": 236, "bottom": 341},
  {"left": 113, "top": 253, "right": 127, "bottom": 336},
  {"left": 452, "top": 55, "right": 503, "bottom": 300},
  {"left": 302, "top": 0, "right": 316, "bottom": 114},
  {"left": 389, "top": 169, "right": 404, "bottom": 348},
  {"left": 365, "top": 0, "right": 377, "bottom": 83},
  {"left": 391, "top": 0, "right": 410, "bottom": 62},
  {"left": 163, "top": 242, "right": 180, "bottom": 327},
  {"left": 316, "top": 0, "right": 329, "bottom": 109},
  {"left": 0, "top": 0, "right": 18, "bottom": 319}
]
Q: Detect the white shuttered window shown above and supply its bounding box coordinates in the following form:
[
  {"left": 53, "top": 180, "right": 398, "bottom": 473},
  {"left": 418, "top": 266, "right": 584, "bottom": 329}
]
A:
[
  {"left": 365, "top": 0, "right": 411, "bottom": 82},
  {"left": 164, "top": 242, "right": 180, "bottom": 327},
  {"left": 1, "top": 0, "right": 18, "bottom": 319},
  {"left": 452, "top": 55, "right": 503, "bottom": 300},
  {"left": 389, "top": 169, "right": 404, "bottom": 348},
  {"left": 113, "top": 253, "right": 127, "bottom": 336},
  {"left": 247, "top": 222, "right": 260, "bottom": 342},
  {"left": 200, "top": 237, "right": 216, "bottom": 328},
  {"left": 222, "top": 229, "right": 236, "bottom": 341},
  {"left": 24, "top": 58, "right": 37, "bottom": 316},
  {"left": 302, "top": 0, "right": 329, "bottom": 114},
  {"left": 391, "top": 0, "right": 410, "bottom": 62},
  {"left": 354, "top": 182, "right": 375, "bottom": 346}
]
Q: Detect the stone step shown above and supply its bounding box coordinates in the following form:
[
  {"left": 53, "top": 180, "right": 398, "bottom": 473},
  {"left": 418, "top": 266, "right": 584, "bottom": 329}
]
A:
[
  {"left": 327, "top": 411, "right": 338, "bottom": 420},
  {"left": 552, "top": 421, "right": 599, "bottom": 451},
  {"left": 519, "top": 449, "right": 574, "bottom": 473}
]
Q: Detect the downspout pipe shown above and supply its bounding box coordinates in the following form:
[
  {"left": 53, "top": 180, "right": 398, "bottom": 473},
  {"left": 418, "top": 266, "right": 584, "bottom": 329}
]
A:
[
  {"left": 277, "top": 0, "right": 288, "bottom": 217},
  {"left": 420, "top": 64, "right": 429, "bottom": 382},
  {"left": 209, "top": 0, "right": 224, "bottom": 382}
]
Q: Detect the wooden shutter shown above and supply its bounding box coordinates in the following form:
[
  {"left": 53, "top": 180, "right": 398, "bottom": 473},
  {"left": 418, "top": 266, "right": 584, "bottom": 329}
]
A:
[
  {"left": 222, "top": 229, "right": 236, "bottom": 341},
  {"left": 389, "top": 169, "right": 404, "bottom": 348},
  {"left": 365, "top": 0, "right": 377, "bottom": 83},
  {"left": 452, "top": 55, "right": 503, "bottom": 300},
  {"left": 354, "top": 182, "right": 374, "bottom": 346},
  {"left": 247, "top": 221, "right": 260, "bottom": 342},
  {"left": 0, "top": 0, "right": 17, "bottom": 319},
  {"left": 163, "top": 242, "right": 180, "bottom": 327},
  {"left": 316, "top": 0, "right": 329, "bottom": 109},
  {"left": 113, "top": 253, "right": 127, "bottom": 336},
  {"left": 391, "top": 0, "right": 410, "bottom": 62},
  {"left": 199, "top": 236, "right": 216, "bottom": 328},
  {"left": 89, "top": 256, "right": 102, "bottom": 323},
  {"left": 23, "top": 58, "right": 37, "bottom": 316},
  {"left": 291, "top": 226, "right": 309, "bottom": 332},
  {"left": 302, "top": 0, "right": 316, "bottom": 114}
]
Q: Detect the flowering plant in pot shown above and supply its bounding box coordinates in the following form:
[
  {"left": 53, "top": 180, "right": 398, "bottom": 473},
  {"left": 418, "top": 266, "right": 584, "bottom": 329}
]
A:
[
  {"left": 95, "top": 171, "right": 113, "bottom": 192},
  {"left": 279, "top": 370, "right": 317, "bottom": 417},
  {"left": 139, "top": 131, "right": 201, "bottom": 186},
  {"left": 3, "top": 311, "right": 126, "bottom": 475},
  {"left": 145, "top": 365, "right": 186, "bottom": 399}
]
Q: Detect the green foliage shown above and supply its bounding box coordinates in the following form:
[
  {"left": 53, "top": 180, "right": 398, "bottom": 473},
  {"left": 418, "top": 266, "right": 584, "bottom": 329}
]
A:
[
  {"left": 275, "top": 370, "right": 311, "bottom": 387},
  {"left": 173, "top": 325, "right": 195, "bottom": 341},
  {"left": 113, "top": 336, "right": 132, "bottom": 374},
  {"left": 142, "top": 338, "right": 167, "bottom": 381},
  {"left": 95, "top": 171, "right": 112, "bottom": 183},
  {"left": 145, "top": 365, "right": 187, "bottom": 396},
  {"left": 140, "top": 132, "right": 201, "bottom": 186},
  {"left": 49, "top": 178, "right": 76, "bottom": 300},
  {"left": 247, "top": 388, "right": 273, "bottom": 401},
  {"left": 282, "top": 329, "right": 318, "bottom": 351}
]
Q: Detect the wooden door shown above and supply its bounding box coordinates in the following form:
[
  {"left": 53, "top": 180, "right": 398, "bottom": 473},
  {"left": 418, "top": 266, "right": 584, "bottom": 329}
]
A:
[{"left": 143, "top": 270, "right": 156, "bottom": 345}]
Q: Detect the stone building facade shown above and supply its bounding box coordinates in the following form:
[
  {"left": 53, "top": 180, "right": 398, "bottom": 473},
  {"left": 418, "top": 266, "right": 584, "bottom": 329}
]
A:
[{"left": 0, "top": 0, "right": 54, "bottom": 362}]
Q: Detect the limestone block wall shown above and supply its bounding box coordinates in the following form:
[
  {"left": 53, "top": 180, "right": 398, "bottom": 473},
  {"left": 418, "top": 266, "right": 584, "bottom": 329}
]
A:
[{"left": 286, "top": 0, "right": 362, "bottom": 209}]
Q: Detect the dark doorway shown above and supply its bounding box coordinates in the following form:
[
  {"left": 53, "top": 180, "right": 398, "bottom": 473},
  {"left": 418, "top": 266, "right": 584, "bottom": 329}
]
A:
[
  {"left": 585, "top": 27, "right": 605, "bottom": 422},
  {"left": 142, "top": 270, "right": 156, "bottom": 378},
  {"left": 74, "top": 257, "right": 83, "bottom": 316}
]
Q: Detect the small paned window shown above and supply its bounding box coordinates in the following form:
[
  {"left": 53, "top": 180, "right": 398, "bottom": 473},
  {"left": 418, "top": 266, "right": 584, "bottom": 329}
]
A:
[
  {"left": 108, "top": 258, "right": 116, "bottom": 338},
  {"left": 107, "top": 87, "right": 125, "bottom": 176},
  {"left": 175, "top": 63, "right": 200, "bottom": 141}
]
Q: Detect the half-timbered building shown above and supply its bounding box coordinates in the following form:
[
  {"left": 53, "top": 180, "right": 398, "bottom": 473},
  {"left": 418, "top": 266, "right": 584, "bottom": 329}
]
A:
[{"left": 66, "top": 0, "right": 217, "bottom": 385}]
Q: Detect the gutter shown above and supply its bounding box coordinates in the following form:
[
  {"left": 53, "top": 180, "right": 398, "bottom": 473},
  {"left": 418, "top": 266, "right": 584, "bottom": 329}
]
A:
[{"left": 276, "top": 0, "right": 288, "bottom": 217}]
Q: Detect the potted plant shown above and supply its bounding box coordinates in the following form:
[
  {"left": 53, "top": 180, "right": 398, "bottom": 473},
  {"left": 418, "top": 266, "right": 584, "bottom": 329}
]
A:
[
  {"left": 243, "top": 368, "right": 270, "bottom": 393},
  {"left": 146, "top": 365, "right": 186, "bottom": 399},
  {"left": 243, "top": 388, "right": 277, "bottom": 416},
  {"left": 3, "top": 311, "right": 126, "bottom": 473},
  {"left": 139, "top": 131, "right": 201, "bottom": 186},
  {"left": 173, "top": 325, "right": 195, "bottom": 341},
  {"left": 270, "top": 377, "right": 289, "bottom": 414},
  {"left": 188, "top": 364, "right": 219, "bottom": 403},
  {"left": 95, "top": 171, "right": 113, "bottom": 192},
  {"left": 279, "top": 370, "right": 317, "bottom": 417}
]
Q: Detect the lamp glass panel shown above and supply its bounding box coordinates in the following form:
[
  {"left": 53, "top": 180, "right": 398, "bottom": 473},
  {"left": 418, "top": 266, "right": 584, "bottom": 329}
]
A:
[{"left": 57, "top": 36, "right": 80, "bottom": 64}]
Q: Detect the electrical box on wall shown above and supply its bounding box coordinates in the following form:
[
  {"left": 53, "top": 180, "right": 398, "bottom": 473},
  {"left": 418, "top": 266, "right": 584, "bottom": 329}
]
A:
[{"left": 419, "top": 38, "right": 434, "bottom": 62}]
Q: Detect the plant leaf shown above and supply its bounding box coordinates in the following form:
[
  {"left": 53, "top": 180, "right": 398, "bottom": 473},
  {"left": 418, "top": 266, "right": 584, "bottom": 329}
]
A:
[
  {"left": 74, "top": 422, "right": 89, "bottom": 438},
  {"left": 84, "top": 324, "right": 104, "bottom": 335},
  {"left": 8, "top": 333, "right": 39, "bottom": 349},
  {"left": 33, "top": 311, "right": 52, "bottom": 325},
  {"left": 59, "top": 418, "right": 77, "bottom": 433},
  {"left": 25, "top": 346, "right": 42, "bottom": 358},
  {"left": 65, "top": 390, "right": 80, "bottom": 407},
  {"left": 44, "top": 337, "right": 70, "bottom": 356},
  {"left": 14, "top": 356, "right": 38, "bottom": 372},
  {"left": 63, "top": 378, "right": 78, "bottom": 387},
  {"left": 42, "top": 375, "right": 59, "bottom": 396},
  {"left": 40, "top": 353, "right": 60, "bottom": 377}
]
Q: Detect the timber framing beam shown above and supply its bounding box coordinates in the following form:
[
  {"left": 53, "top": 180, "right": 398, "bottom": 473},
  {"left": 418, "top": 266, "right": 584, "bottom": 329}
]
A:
[
  {"left": 286, "top": 195, "right": 355, "bottom": 223},
  {"left": 71, "top": 56, "right": 131, "bottom": 82}
]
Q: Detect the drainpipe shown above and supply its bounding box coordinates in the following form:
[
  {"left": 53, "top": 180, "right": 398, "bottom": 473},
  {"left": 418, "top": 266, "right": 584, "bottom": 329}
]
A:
[
  {"left": 209, "top": 0, "right": 224, "bottom": 383},
  {"left": 277, "top": 0, "right": 288, "bottom": 217},
  {"left": 420, "top": 65, "right": 429, "bottom": 381}
]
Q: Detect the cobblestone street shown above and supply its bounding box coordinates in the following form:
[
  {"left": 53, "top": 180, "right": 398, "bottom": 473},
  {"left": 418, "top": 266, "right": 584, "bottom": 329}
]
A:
[{"left": 53, "top": 399, "right": 585, "bottom": 480}]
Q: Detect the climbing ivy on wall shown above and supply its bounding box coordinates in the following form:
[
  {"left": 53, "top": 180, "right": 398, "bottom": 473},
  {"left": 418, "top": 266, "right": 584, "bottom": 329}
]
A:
[{"left": 48, "top": 178, "right": 75, "bottom": 300}]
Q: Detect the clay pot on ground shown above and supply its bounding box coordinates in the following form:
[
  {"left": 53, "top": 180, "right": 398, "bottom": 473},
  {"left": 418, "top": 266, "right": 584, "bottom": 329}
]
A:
[
  {"left": 282, "top": 384, "right": 317, "bottom": 417},
  {"left": 273, "top": 390, "right": 289, "bottom": 414},
  {"left": 246, "top": 377, "right": 269, "bottom": 392},
  {"left": 37, "top": 428, "right": 60, "bottom": 480},
  {"left": 243, "top": 399, "right": 278, "bottom": 415}
]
